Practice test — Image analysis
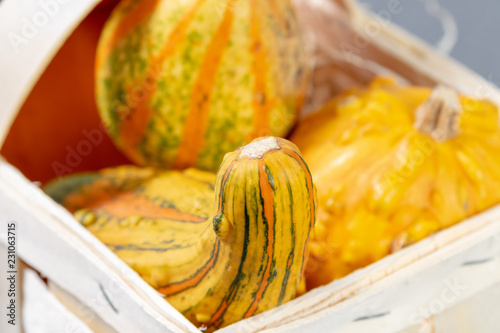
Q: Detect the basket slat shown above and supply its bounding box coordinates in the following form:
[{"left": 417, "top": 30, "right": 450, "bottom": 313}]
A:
[
  {"left": 22, "top": 268, "right": 94, "bottom": 333},
  {"left": 0, "top": 0, "right": 100, "bottom": 146},
  {"left": 48, "top": 281, "right": 118, "bottom": 333},
  {"left": 0, "top": 160, "right": 199, "bottom": 333}
]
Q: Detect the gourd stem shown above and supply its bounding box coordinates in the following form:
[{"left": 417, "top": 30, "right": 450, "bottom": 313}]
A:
[{"left": 414, "top": 85, "right": 462, "bottom": 142}]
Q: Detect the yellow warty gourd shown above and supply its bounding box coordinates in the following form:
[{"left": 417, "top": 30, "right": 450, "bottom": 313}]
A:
[{"left": 291, "top": 78, "right": 500, "bottom": 289}]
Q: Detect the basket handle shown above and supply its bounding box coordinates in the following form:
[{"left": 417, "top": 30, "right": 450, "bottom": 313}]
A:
[{"left": 331, "top": 0, "right": 362, "bottom": 15}]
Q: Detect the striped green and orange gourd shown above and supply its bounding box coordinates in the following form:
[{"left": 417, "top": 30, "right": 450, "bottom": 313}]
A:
[
  {"left": 96, "top": 0, "right": 310, "bottom": 171},
  {"left": 44, "top": 137, "right": 317, "bottom": 331}
]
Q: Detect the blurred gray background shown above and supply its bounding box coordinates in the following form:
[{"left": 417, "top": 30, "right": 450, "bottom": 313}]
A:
[{"left": 360, "top": 0, "right": 500, "bottom": 87}]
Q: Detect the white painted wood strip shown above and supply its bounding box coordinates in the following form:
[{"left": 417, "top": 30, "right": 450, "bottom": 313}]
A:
[
  {"left": 433, "top": 282, "right": 500, "bottom": 333},
  {"left": 48, "top": 281, "right": 117, "bottom": 333},
  {"left": 401, "top": 317, "right": 435, "bottom": 333},
  {"left": 0, "top": 159, "right": 199, "bottom": 333},
  {"left": 0, "top": 0, "right": 101, "bottom": 146},
  {"left": 22, "top": 268, "right": 94, "bottom": 333}
]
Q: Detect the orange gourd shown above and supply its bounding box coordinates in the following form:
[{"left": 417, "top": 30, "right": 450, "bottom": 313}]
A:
[{"left": 291, "top": 78, "right": 500, "bottom": 289}]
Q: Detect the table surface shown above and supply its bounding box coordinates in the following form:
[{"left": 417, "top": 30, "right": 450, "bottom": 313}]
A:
[{"left": 361, "top": 0, "right": 500, "bottom": 87}]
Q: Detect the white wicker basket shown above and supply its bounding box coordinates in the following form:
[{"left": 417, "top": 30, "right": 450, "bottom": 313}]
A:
[{"left": 0, "top": 0, "right": 499, "bottom": 332}]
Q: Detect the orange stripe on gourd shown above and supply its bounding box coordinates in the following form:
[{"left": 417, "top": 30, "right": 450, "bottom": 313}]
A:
[
  {"left": 243, "top": 158, "right": 276, "bottom": 318},
  {"left": 248, "top": 0, "right": 272, "bottom": 140},
  {"left": 173, "top": 0, "right": 237, "bottom": 169},
  {"left": 92, "top": 192, "right": 206, "bottom": 222},
  {"left": 118, "top": 0, "right": 208, "bottom": 164}
]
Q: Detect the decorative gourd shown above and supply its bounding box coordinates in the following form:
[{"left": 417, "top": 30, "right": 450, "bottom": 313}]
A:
[
  {"left": 44, "top": 137, "right": 316, "bottom": 331},
  {"left": 291, "top": 78, "right": 500, "bottom": 289},
  {"left": 96, "top": 0, "right": 310, "bottom": 172}
]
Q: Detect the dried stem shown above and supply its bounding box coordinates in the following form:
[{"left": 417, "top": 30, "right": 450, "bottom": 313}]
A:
[{"left": 414, "top": 85, "right": 462, "bottom": 142}]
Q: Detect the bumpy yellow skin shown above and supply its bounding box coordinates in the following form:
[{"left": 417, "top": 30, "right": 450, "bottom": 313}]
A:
[
  {"left": 44, "top": 137, "right": 316, "bottom": 331},
  {"left": 291, "top": 78, "right": 500, "bottom": 289},
  {"left": 96, "top": 0, "right": 310, "bottom": 171}
]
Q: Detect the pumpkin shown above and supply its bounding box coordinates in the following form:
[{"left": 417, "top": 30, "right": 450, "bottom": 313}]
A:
[
  {"left": 44, "top": 137, "right": 316, "bottom": 331},
  {"left": 291, "top": 78, "right": 500, "bottom": 289},
  {"left": 95, "top": 0, "right": 310, "bottom": 172}
]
